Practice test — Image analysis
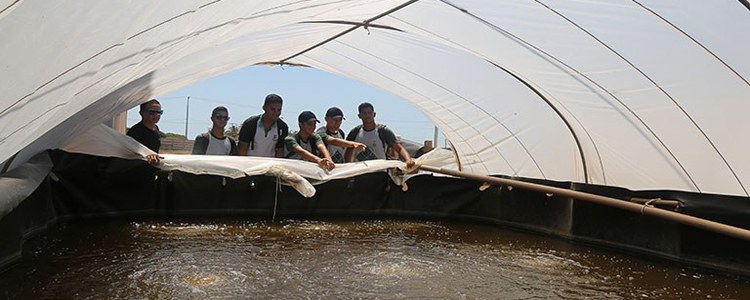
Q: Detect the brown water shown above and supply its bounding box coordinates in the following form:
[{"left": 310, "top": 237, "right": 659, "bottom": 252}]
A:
[{"left": 1, "top": 217, "right": 748, "bottom": 299}]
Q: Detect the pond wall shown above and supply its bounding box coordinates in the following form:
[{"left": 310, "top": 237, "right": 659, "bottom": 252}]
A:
[{"left": 1, "top": 150, "right": 748, "bottom": 277}]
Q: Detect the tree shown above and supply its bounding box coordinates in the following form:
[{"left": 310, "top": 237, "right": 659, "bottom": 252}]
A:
[
  {"left": 163, "top": 132, "right": 186, "bottom": 139},
  {"left": 225, "top": 123, "right": 240, "bottom": 140}
]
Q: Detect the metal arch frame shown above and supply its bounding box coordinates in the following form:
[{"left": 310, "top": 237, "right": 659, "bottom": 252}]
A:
[
  {"left": 529, "top": 0, "right": 747, "bottom": 195},
  {"left": 436, "top": 0, "right": 750, "bottom": 193},
  {"left": 301, "top": 45, "right": 512, "bottom": 176},
  {"left": 278, "top": 0, "right": 589, "bottom": 182},
  {"left": 278, "top": 0, "right": 420, "bottom": 65}
]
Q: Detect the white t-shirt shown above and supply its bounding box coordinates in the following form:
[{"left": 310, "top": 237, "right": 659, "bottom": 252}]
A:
[
  {"left": 205, "top": 134, "right": 233, "bottom": 155},
  {"left": 351, "top": 127, "right": 386, "bottom": 161},
  {"left": 248, "top": 119, "right": 280, "bottom": 157}
]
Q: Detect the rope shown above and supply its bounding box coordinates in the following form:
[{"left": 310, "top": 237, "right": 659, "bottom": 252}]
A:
[{"left": 640, "top": 198, "right": 658, "bottom": 215}]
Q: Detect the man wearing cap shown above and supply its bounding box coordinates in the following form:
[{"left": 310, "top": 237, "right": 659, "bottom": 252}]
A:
[
  {"left": 127, "top": 99, "right": 163, "bottom": 165},
  {"left": 192, "top": 106, "right": 237, "bottom": 155},
  {"left": 237, "top": 94, "right": 289, "bottom": 157},
  {"left": 285, "top": 111, "right": 335, "bottom": 171},
  {"left": 316, "top": 107, "right": 366, "bottom": 163}
]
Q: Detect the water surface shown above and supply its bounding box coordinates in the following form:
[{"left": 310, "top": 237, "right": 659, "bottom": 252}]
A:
[{"left": 1, "top": 217, "right": 747, "bottom": 299}]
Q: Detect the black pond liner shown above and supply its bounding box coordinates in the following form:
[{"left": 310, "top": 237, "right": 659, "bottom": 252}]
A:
[{"left": 1, "top": 149, "right": 749, "bottom": 278}]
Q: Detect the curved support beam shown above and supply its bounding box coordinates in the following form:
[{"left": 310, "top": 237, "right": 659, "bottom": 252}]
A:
[
  {"left": 279, "top": 0, "right": 419, "bottom": 64},
  {"left": 299, "top": 20, "right": 404, "bottom": 32},
  {"left": 485, "top": 60, "right": 589, "bottom": 183}
]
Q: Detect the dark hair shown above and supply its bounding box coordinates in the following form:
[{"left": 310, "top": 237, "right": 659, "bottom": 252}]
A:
[
  {"left": 212, "top": 106, "right": 228, "bottom": 116},
  {"left": 139, "top": 99, "right": 160, "bottom": 112},
  {"left": 358, "top": 102, "right": 374, "bottom": 113},
  {"left": 264, "top": 93, "right": 283, "bottom": 106}
]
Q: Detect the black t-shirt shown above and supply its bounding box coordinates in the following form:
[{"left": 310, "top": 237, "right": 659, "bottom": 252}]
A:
[{"left": 127, "top": 121, "right": 161, "bottom": 152}]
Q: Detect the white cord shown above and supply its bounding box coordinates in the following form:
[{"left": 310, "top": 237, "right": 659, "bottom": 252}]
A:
[{"left": 272, "top": 174, "right": 281, "bottom": 223}]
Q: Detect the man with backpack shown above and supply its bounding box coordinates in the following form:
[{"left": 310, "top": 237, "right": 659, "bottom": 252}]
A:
[
  {"left": 192, "top": 106, "right": 237, "bottom": 155},
  {"left": 344, "top": 102, "right": 415, "bottom": 168},
  {"left": 316, "top": 106, "right": 366, "bottom": 163},
  {"left": 237, "top": 94, "right": 289, "bottom": 157}
]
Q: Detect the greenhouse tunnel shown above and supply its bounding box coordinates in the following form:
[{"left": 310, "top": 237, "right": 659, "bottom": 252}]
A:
[{"left": 1, "top": 0, "right": 749, "bottom": 276}]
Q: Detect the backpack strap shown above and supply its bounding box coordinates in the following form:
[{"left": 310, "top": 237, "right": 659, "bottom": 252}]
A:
[
  {"left": 277, "top": 120, "right": 289, "bottom": 149},
  {"left": 309, "top": 136, "right": 318, "bottom": 157},
  {"left": 229, "top": 137, "right": 238, "bottom": 155},
  {"left": 347, "top": 125, "right": 364, "bottom": 141},
  {"left": 246, "top": 115, "right": 261, "bottom": 150},
  {"left": 376, "top": 124, "right": 391, "bottom": 156},
  {"left": 191, "top": 132, "right": 210, "bottom": 155},
  {"left": 376, "top": 124, "right": 388, "bottom": 145}
]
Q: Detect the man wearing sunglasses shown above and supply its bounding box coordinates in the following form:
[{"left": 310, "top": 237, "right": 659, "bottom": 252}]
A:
[
  {"left": 127, "top": 99, "right": 163, "bottom": 164},
  {"left": 192, "top": 106, "right": 237, "bottom": 155}
]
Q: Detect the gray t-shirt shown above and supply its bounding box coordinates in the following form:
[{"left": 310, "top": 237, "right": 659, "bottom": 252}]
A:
[
  {"left": 316, "top": 127, "right": 346, "bottom": 163},
  {"left": 285, "top": 132, "right": 324, "bottom": 160}
]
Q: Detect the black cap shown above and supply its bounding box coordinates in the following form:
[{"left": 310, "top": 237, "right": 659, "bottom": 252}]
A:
[
  {"left": 298, "top": 111, "right": 320, "bottom": 123},
  {"left": 325, "top": 107, "right": 345, "bottom": 119}
]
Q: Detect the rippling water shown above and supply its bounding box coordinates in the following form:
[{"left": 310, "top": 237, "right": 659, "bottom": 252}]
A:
[{"left": 1, "top": 217, "right": 747, "bottom": 299}]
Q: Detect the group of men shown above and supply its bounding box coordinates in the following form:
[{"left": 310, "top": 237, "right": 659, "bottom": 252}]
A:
[{"left": 127, "top": 94, "right": 416, "bottom": 170}]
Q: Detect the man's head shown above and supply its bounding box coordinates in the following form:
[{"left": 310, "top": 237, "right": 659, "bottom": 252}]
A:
[
  {"left": 324, "top": 106, "right": 345, "bottom": 131},
  {"left": 262, "top": 93, "right": 283, "bottom": 121},
  {"left": 357, "top": 102, "right": 376, "bottom": 125},
  {"left": 297, "top": 110, "right": 320, "bottom": 135},
  {"left": 138, "top": 99, "right": 162, "bottom": 127},
  {"left": 211, "top": 106, "right": 230, "bottom": 129}
]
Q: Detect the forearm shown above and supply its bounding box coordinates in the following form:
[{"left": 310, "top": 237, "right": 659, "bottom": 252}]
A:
[
  {"left": 237, "top": 143, "right": 249, "bottom": 156},
  {"left": 321, "top": 146, "right": 335, "bottom": 162},
  {"left": 398, "top": 146, "right": 412, "bottom": 162},
  {"left": 295, "top": 147, "right": 321, "bottom": 163},
  {"left": 329, "top": 138, "right": 356, "bottom": 148}
]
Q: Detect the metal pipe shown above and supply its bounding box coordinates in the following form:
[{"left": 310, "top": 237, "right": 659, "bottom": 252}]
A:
[
  {"left": 417, "top": 165, "right": 750, "bottom": 242},
  {"left": 433, "top": 126, "right": 438, "bottom": 149},
  {"left": 185, "top": 96, "right": 190, "bottom": 138}
]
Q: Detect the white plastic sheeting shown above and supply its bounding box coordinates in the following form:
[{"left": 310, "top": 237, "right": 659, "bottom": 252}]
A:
[
  {"left": 61, "top": 124, "right": 456, "bottom": 197},
  {"left": 0, "top": 152, "right": 52, "bottom": 219},
  {"left": 1, "top": 1, "right": 749, "bottom": 196}
]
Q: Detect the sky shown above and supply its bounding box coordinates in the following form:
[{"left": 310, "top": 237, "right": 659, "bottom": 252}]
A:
[{"left": 127, "top": 66, "right": 442, "bottom": 146}]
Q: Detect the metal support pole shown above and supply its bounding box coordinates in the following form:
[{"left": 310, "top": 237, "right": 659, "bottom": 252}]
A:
[
  {"left": 433, "top": 126, "right": 439, "bottom": 149},
  {"left": 185, "top": 96, "right": 190, "bottom": 138},
  {"left": 417, "top": 165, "right": 750, "bottom": 242}
]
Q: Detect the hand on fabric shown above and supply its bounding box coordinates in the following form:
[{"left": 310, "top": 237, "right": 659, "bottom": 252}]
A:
[
  {"left": 145, "top": 154, "right": 162, "bottom": 165},
  {"left": 405, "top": 158, "right": 415, "bottom": 169},
  {"left": 317, "top": 158, "right": 335, "bottom": 171}
]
